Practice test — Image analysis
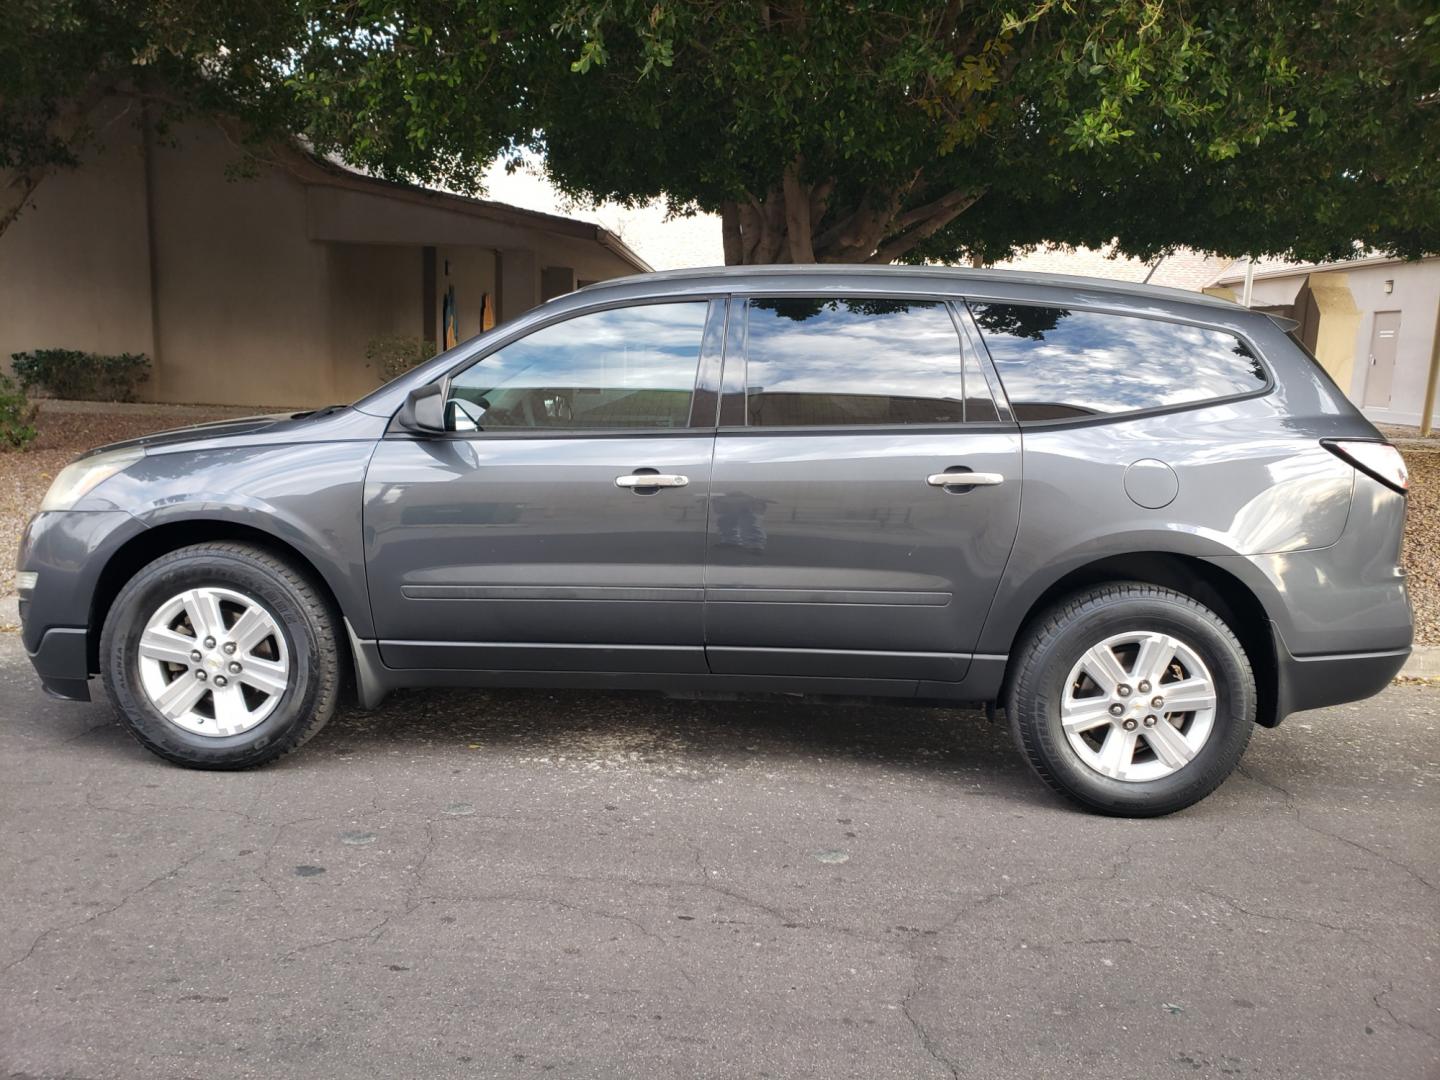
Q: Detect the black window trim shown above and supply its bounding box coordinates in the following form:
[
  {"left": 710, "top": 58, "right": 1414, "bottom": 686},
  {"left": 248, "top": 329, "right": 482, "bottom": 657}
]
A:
[
  {"left": 385, "top": 294, "right": 728, "bottom": 440},
  {"left": 715, "top": 291, "right": 1019, "bottom": 437},
  {"left": 959, "top": 296, "right": 1276, "bottom": 429}
]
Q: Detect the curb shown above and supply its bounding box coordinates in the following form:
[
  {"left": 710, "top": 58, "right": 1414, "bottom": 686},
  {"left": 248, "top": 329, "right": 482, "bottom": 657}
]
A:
[{"left": 1403, "top": 644, "right": 1440, "bottom": 678}]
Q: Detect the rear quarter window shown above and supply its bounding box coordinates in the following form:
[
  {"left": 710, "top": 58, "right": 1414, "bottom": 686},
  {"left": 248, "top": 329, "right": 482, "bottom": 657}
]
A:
[{"left": 967, "top": 303, "right": 1267, "bottom": 421}]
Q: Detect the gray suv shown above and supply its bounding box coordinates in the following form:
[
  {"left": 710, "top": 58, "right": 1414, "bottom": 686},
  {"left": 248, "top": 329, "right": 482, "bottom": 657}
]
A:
[{"left": 18, "top": 267, "right": 1412, "bottom": 815}]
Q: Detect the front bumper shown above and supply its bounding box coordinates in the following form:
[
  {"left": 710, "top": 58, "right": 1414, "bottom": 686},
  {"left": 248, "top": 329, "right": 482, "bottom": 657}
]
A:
[
  {"left": 17, "top": 509, "right": 147, "bottom": 701},
  {"left": 27, "top": 623, "right": 92, "bottom": 700}
]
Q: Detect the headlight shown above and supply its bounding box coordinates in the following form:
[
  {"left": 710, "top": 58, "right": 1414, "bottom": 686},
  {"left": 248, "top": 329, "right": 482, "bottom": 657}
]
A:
[{"left": 39, "top": 447, "right": 144, "bottom": 512}]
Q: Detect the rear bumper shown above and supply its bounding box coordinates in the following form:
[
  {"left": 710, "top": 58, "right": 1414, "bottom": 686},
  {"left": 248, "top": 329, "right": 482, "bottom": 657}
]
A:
[{"left": 1273, "top": 633, "right": 1409, "bottom": 721}]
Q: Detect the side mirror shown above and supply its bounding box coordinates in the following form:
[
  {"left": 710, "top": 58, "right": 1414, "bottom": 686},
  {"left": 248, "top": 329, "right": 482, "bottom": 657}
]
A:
[{"left": 398, "top": 380, "right": 448, "bottom": 434}]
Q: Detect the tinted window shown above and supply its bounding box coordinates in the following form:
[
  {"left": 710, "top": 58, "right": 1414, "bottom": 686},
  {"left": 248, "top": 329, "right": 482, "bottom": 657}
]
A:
[
  {"left": 742, "top": 298, "right": 995, "bottom": 427},
  {"left": 447, "top": 302, "right": 709, "bottom": 430},
  {"left": 969, "top": 303, "right": 1266, "bottom": 421}
]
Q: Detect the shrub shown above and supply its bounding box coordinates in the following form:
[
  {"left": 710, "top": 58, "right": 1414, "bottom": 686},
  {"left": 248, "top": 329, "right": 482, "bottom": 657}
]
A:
[
  {"left": 0, "top": 373, "right": 38, "bottom": 450},
  {"left": 10, "top": 348, "right": 151, "bottom": 402},
  {"left": 366, "top": 335, "right": 434, "bottom": 384}
]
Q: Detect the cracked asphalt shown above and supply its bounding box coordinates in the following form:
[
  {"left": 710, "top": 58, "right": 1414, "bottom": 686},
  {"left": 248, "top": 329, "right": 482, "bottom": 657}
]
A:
[{"left": 1, "top": 636, "right": 1436, "bottom": 1080}]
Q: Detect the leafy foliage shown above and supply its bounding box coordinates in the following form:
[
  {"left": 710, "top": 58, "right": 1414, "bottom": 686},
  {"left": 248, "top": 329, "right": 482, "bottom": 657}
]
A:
[
  {"left": 0, "top": 373, "right": 38, "bottom": 451},
  {"left": 365, "top": 335, "right": 435, "bottom": 384},
  {"left": 4, "top": 2, "right": 1439, "bottom": 265},
  {"left": 291, "top": 1, "right": 1440, "bottom": 265},
  {"left": 11, "top": 349, "right": 151, "bottom": 401}
]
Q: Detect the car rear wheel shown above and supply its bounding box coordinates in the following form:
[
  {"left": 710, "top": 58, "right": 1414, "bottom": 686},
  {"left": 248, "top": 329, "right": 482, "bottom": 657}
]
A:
[
  {"left": 1006, "top": 582, "right": 1254, "bottom": 816},
  {"left": 100, "top": 542, "right": 340, "bottom": 769}
]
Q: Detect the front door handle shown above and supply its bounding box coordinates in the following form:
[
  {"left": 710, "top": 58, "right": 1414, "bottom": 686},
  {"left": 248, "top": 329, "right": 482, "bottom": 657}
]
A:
[
  {"left": 927, "top": 471, "right": 1004, "bottom": 488},
  {"left": 616, "top": 473, "right": 690, "bottom": 489}
]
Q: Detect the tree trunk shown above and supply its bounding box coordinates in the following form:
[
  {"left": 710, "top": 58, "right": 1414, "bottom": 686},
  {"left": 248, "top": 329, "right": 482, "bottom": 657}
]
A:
[{"left": 723, "top": 166, "right": 984, "bottom": 266}]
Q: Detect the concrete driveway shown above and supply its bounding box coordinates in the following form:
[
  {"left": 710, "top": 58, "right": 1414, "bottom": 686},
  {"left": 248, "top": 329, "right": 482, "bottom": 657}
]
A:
[{"left": 1, "top": 635, "right": 1435, "bottom": 1080}]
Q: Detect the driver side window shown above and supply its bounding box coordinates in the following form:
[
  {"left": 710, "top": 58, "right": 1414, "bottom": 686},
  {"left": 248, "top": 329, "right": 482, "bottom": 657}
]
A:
[{"left": 446, "top": 302, "right": 710, "bottom": 431}]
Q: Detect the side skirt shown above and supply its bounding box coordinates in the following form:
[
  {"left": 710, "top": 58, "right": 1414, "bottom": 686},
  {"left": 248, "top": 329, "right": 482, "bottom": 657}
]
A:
[{"left": 342, "top": 621, "right": 1008, "bottom": 710}]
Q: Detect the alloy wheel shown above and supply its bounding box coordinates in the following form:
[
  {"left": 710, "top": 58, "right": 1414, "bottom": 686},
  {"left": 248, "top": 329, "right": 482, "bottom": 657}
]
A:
[
  {"left": 135, "top": 586, "right": 291, "bottom": 737},
  {"left": 1060, "top": 630, "right": 1218, "bottom": 782}
]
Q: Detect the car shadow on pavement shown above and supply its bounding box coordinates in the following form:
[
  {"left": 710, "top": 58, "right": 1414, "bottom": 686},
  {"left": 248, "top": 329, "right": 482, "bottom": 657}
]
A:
[{"left": 298, "top": 684, "right": 1056, "bottom": 799}]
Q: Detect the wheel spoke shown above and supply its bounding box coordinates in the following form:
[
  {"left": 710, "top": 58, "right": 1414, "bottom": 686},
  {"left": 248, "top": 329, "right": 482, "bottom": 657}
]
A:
[
  {"left": 1161, "top": 677, "right": 1216, "bottom": 714},
  {"left": 237, "top": 657, "right": 288, "bottom": 698},
  {"left": 1095, "top": 727, "right": 1139, "bottom": 780},
  {"left": 228, "top": 606, "right": 273, "bottom": 653},
  {"left": 210, "top": 684, "right": 251, "bottom": 732},
  {"left": 1079, "top": 643, "right": 1130, "bottom": 694},
  {"left": 1144, "top": 718, "right": 1196, "bottom": 769},
  {"left": 152, "top": 674, "right": 209, "bottom": 720},
  {"left": 1131, "top": 633, "right": 1177, "bottom": 686},
  {"left": 138, "top": 627, "right": 196, "bottom": 667},
  {"left": 1061, "top": 697, "right": 1115, "bottom": 733},
  {"left": 181, "top": 589, "right": 226, "bottom": 640}
]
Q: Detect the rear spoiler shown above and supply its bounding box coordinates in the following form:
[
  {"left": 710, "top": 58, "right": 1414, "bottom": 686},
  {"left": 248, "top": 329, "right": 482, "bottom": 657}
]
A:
[{"left": 1267, "top": 313, "right": 1300, "bottom": 333}]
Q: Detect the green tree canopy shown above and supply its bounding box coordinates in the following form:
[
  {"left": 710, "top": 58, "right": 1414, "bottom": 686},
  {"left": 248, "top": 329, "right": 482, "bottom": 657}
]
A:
[
  {"left": 293, "top": 1, "right": 1440, "bottom": 264},
  {"left": 5, "top": 2, "right": 1439, "bottom": 265}
]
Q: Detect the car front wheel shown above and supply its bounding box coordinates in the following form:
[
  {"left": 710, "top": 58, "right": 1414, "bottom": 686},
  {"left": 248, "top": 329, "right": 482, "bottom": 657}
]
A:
[
  {"left": 100, "top": 542, "right": 340, "bottom": 769},
  {"left": 1006, "top": 582, "right": 1255, "bottom": 816}
]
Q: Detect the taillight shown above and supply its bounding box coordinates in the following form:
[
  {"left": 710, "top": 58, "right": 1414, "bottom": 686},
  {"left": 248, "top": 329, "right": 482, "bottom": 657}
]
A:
[{"left": 1322, "top": 439, "right": 1409, "bottom": 494}]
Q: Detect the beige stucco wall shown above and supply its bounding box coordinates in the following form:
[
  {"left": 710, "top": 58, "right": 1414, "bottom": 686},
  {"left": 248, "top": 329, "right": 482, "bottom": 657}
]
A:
[
  {"left": 0, "top": 101, "right": 156, "bottom": 371},
  {"left": 1229, "top": 261, "right": 1440, "bottom": 428},
  {"left": 1338, "top": 261, "right": 1440, "bottom": 429},
  {"left": 1, "top": 107, "right": 644, "bottom": 408},
  {"left": 145, "top": 124, "right": 335, "bottom": 406},
  {"left": 328, "top": 243, "right": 425, "bottom": 400}
]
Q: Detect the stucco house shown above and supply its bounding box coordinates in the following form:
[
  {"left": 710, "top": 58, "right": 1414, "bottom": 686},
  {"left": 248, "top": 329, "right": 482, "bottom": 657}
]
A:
[
  {"left": 0, "top": 104, "right": 649, "bottom": 408},
  {"left": 1206, "top": 254, "right": 1440, "bottom": 430}
]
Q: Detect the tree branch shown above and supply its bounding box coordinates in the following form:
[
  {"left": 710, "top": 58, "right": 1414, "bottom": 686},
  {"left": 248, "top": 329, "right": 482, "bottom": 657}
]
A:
[{"left": 868, "top": 190, "right": 985, "bottom": 264}]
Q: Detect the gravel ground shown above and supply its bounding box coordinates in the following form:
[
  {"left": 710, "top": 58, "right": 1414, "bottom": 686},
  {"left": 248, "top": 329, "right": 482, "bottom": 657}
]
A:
[
  {"left": 0, "top": 402, "right": 1436, "bottom": 642},
  {"left": 1400, "top": 448, "right": 1439, "bottom": 644}
]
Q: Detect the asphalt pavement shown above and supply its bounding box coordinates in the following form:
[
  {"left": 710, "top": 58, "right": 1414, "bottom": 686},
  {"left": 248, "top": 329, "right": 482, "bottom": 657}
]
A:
[{"left": 1, "top": 635, "right": 1436, "bottom": 1079}]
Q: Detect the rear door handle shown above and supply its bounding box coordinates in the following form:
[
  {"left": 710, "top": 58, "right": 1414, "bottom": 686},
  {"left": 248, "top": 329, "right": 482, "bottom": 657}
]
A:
[
  {"left": 927, "top": 471, "right": 1004, "bottom": 488},
  {"left": 616, "top": 473, "right": 690, "bottom": 489}
]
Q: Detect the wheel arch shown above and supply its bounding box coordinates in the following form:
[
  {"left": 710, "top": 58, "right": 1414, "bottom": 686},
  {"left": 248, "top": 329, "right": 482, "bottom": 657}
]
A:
[
  {"left": 997, "top": 551, "right": 1281, "bottom": 728},
  {"left": 87, "top": 519, "right": 361, "bottom": 676}
]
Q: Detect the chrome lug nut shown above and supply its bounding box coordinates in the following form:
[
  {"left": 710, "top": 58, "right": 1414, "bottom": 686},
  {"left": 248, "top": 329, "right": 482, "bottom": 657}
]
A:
[
  {"left": 1109, "top": 703, "right": 1124, "bottom": 717},
  {"left": 203, "top": 636, "right": 217, "bottom": 649},
  {"left": 214, "top": 675, "right": 228, "bottom": 687},
  {"left": 223, "top": 642, "right": 237, "bottom": 655},
  {"left": 228, "top": 661, "right": 242, "bottom": 674},
  {"left": 190, "top": 649, "right": 202, "bottom": 662},
  {"left": 195, "top": 670, "right": 208, "bottom": 681},
  {"left": 1143, "top": 715, "right": 1158, "bottom": 727},
  {"left": 1122, "top": 717, "right": 1138, "bottom": 731},
  {"left": 1116, "top": 684, "right": 1132, "bottom": 697},
  {"left": 1137, "top": 680, "right": 1151, "bottom": 693},
  {"left": 1152, "top": 696, "right": 1165, "bottom": 708}
]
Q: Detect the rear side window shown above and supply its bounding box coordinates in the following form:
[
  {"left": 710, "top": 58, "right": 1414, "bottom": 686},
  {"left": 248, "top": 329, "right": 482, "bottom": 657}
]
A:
[
  {"left": 740, "top": 298, "right": 997, "bottom": 427},
  {"left": 968, "top": 303, "right": 1267, "bottom": 421}
]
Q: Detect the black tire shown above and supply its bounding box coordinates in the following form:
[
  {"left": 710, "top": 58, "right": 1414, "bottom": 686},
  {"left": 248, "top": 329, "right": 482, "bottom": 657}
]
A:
[
  {"left": 1006, "top": 582, "right": 1254, "bottom": 817},
  {"left": 99, "top": 542, "right": 340, "bottom": 769}
]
